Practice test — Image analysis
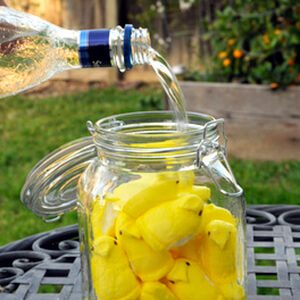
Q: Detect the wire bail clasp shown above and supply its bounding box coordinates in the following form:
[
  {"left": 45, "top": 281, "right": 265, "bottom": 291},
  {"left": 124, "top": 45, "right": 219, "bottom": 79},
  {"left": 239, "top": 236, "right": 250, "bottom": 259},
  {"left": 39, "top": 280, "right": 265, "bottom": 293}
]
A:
[{"left": 196, "top": 119, "right": 243, "bottom": 198}]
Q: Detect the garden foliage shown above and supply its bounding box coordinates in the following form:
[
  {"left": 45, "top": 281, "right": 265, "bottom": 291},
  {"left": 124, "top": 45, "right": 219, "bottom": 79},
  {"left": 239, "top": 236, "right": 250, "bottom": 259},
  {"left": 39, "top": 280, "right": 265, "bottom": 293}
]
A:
[{"left": 208, "top": 0, "right": 300, "bottom": 88}]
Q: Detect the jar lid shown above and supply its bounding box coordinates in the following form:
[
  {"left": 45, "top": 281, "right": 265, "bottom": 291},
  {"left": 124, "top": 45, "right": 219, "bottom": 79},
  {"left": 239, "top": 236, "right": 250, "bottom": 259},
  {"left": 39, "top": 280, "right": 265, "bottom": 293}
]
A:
[{"left": 21, "top": 137, "right": 96, "bottom": 220}]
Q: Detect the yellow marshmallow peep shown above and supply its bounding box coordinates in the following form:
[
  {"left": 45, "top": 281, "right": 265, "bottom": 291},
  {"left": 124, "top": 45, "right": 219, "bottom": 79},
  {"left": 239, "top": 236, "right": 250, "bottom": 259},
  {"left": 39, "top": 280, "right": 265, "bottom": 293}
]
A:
[
  {"left": 200, "top": 203, "right": 237, "bottom": 233},
  {"left": 200, "top": 219, "right": 245, "bottom": 299},
  {"left": 91, "top": 197, "right": 117, "bottom": 238},
  {"left": 220, "top": 282, "right": 246, "bottom": 300},
  {"left": 111, "top": 171, "right": 195, "bottom": 219},
  {"left": 91, "top": 198, "right": 105, "bottom": 238},
  {"left": 190, "top": 185, "right": 211, "bottom": 201},
  {"left": 172, "top": 235, "right": 202, "bottom": 261},
  {"left": 137, "top": 193, "right": 204, "bottom": 251},
  {"left": 140, "top": 282, "right": 177, "bottom": 300},
  {"left": 91, "top": 236, "right": 140, "bottom": 300},
  {"left": 115, "top": 212, "right": 174, "bottom": 281},
  {"left": 200, "top": 219, "right": 241, "bottom": 285},
  {"left": 166, "top": 258, "right": 223, "bottom": 300}
]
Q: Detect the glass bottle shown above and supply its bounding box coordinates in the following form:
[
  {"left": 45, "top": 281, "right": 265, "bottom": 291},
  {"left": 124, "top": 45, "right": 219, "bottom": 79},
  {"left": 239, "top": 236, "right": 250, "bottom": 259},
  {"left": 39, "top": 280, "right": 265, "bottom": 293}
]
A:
[
  {"left": 22, "top": 111, "right": 247, "bottom": 300},
  {"left": 0, "top": 6, "right": 150, "bottom": 98}
]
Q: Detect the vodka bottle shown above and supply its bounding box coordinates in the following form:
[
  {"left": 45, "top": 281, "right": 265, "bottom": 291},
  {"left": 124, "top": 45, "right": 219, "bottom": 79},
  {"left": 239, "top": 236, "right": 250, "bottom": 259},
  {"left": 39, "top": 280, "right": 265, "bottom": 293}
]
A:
[{"left": 0, "top": 6, "right": 150, "bottom": 98}]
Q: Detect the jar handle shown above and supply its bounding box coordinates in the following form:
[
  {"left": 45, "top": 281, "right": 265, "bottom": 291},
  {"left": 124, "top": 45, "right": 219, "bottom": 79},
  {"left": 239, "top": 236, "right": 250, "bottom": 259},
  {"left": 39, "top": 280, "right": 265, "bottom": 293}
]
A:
[
  {"left": 196, "top": 119, "right": 243, "bottom": 198},
  {"left": 21, "top": 135, "right": 97, "bottom": 221}
]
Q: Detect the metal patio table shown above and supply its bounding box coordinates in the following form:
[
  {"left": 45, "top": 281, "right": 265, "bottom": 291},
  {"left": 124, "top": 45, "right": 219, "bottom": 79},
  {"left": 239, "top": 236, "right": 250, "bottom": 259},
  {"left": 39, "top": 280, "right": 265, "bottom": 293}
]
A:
[{"left": 1, "top": 205, "right": 300, "bottom": 300}]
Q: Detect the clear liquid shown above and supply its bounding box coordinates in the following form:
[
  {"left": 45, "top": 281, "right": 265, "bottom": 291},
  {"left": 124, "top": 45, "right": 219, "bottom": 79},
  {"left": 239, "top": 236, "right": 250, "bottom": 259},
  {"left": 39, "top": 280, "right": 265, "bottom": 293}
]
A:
[
  {"left": 0, "top": 35, "right": 79, "bottom": 97},
  {"left": 148, "top": 48, "right": 188, "bottom": 131}
]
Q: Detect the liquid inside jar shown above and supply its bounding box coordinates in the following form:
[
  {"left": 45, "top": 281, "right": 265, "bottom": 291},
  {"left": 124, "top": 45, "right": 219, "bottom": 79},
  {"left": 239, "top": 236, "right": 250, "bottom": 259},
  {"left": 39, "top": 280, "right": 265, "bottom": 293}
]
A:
[{"left": 89, "top": 170, "right": 245, "bottom": 300}]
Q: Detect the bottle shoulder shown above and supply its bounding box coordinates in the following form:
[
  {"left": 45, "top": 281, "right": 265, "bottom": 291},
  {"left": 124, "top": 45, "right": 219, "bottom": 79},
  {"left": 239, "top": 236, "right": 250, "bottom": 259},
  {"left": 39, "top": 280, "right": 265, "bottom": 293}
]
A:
[{"left": 0, "top": 6, "right": 51, "bottom": 34}]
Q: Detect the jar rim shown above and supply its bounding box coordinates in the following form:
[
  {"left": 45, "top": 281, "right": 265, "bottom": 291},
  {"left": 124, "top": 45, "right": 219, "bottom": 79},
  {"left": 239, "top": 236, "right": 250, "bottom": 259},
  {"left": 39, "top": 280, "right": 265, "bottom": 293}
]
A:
[
  {"left": 92, "top": 111, "right": 219, "bottom": 159},
  {"left": 94, "top": 110, "right": 215, "bottom": 137}
]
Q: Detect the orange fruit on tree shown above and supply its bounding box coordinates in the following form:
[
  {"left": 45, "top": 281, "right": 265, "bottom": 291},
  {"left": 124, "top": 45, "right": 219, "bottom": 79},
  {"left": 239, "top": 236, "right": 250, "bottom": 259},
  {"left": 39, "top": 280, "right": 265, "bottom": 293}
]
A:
[
  {"left": 270, "top": 82, "right": 279, "bottom": 90},
  {"left": 288, "top": 59, "right": 295, "bottom": 66},
  {"left": 263, "top": 34, "right": 270, "bottom": 45},
  {"left": 218, "top": 51, "right": 227, "bottom": 59},
  {"left": 227, "top": 39, "right": 235, "bottom": 46},
  {"left": 223, "top": 59, "right": 231, "bottom": 67},
  {"left": 233, "top": 49, "right": 243, "bottom": 59},
  {"left": 274, "top": 29, "right": 281, "bottom": 35}
]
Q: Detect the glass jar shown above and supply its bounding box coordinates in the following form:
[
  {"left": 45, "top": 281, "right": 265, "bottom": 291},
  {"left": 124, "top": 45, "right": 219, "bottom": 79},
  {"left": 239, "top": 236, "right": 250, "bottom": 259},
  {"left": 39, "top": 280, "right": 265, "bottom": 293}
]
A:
[{"left": 22, "top": 111, "right": 246, "bottom": 300}]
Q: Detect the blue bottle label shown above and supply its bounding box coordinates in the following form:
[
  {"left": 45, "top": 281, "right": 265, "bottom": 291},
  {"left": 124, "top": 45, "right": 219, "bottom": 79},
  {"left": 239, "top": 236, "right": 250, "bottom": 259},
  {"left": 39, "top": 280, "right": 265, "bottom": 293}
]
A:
[{"left": 79, "top": 29, "right": 111, "bottom": 68}]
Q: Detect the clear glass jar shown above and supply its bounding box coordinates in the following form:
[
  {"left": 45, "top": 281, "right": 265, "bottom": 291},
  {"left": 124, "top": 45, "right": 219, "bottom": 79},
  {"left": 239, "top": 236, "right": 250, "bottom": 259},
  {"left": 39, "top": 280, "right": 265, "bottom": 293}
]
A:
[{"left": 22, "top": 111, "right": 246, "bottom": 300}]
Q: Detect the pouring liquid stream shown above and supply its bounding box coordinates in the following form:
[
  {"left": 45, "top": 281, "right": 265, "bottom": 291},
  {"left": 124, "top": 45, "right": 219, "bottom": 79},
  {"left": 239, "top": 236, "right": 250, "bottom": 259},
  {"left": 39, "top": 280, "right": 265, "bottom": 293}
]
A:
[{"left": 147, "top": 47, "right": 189, "bottom": 131}]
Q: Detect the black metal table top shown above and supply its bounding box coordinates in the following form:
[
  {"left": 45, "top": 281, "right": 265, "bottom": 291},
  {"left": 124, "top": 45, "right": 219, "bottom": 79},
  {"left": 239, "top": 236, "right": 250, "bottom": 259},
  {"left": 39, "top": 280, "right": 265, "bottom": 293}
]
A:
[{"left": 1, "top": 205, "right": 300, "bottom": 300}]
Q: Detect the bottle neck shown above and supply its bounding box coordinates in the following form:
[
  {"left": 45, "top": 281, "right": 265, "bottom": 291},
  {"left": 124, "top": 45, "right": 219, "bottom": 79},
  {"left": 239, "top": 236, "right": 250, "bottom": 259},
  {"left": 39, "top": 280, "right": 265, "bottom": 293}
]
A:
[{"left": 78, "top": 25, "right": 150, "bottom": 72}]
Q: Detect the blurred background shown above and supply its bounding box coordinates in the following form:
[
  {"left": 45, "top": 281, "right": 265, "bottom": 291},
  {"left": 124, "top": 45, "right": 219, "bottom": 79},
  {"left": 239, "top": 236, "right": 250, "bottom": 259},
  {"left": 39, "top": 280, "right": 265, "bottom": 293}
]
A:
[
  {"left": 1, "top": 0, "right": 300, "bottom": 245},
  {"left": 4, "top": 0, "right": 300, "bottom": 85}
]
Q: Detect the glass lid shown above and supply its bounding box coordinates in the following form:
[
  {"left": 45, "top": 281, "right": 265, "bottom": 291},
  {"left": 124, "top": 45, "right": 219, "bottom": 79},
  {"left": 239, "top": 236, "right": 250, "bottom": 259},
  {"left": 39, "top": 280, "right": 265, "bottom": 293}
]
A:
[{"left": 21, "top": 136, "right": 96, "bottom": 220}]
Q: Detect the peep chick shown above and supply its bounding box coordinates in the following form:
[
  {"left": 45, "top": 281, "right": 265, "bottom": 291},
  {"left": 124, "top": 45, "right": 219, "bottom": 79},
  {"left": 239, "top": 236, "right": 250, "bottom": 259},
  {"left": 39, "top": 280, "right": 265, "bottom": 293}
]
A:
[
  {"left": 171, "top": 235, "right": 202, "bottom": 261},
  {"left": 166, "top": 258, "right": 223, "bottom": 300},
  {"left": 137, "top": 193, "right": 204, "bottom": 251},
  {"left": 91, "top": 198, "right": 116, "bottom": 238},
  {"left": 200, "top": 219, "right": 239, "bottom": 285},
  {"left": 199, "top": 203, "right": 237, "bottom": 234},
  {"left": 220, "top": 281, "right": 246, "bottom": 300},
  {"left": 200, "top": 220, "right": 245, "bottom": 300},
  {"left": 111, "top": 171, "right": 195, "bottom": 218},
  {"left": 115, "top": 212, "right": 174, "bottom": 281},
  {"left": 91, "top": 235, "right": 140, "bottom": 300},
  {"left": 140, "top": 282, "right": 177, "bottom": 300},
  {"left": 190, "top": 185, "right": 211, "bottom": 202}
]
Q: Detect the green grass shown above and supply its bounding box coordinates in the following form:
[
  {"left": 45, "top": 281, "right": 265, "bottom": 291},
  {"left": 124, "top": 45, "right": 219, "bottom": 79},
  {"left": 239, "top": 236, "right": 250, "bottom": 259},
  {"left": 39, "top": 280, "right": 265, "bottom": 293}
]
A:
[
  {"left": 0, "top": 87, "right": 300, "bottom": 246},
  {"left": 231, "top": 159, "right": 300, "bottom": 205},
  {"left": 0, "top": 87, "right": 161, "bottom": 246}
]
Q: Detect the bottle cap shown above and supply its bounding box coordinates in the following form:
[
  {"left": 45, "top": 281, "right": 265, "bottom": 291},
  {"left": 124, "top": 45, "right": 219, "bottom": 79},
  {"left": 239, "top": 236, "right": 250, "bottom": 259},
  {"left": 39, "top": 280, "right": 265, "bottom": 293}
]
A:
[{"left": 124, "top": 24, "right": 133, "bottom": 69}]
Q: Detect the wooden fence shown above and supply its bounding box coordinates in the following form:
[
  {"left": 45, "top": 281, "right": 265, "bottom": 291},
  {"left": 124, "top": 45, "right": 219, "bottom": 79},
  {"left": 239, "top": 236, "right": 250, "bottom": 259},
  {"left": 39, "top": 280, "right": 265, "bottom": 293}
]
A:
[
  {"left": 125, "top": 0, "right": 228, "bottom": 68},
  {"left": 6, "top": 0, "right": 117, "bottom": 28}
]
